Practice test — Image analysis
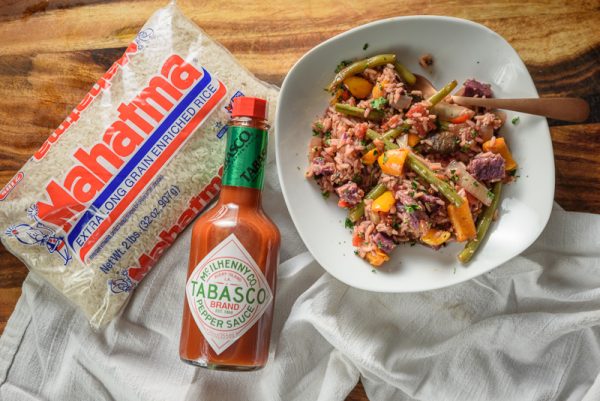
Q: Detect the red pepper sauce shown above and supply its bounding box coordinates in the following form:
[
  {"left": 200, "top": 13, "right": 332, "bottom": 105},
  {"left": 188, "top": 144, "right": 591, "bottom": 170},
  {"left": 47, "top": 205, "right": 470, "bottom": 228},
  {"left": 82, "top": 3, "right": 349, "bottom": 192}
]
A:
[{"left": 179, "top": 97, "right": 280, "bottom": 371}]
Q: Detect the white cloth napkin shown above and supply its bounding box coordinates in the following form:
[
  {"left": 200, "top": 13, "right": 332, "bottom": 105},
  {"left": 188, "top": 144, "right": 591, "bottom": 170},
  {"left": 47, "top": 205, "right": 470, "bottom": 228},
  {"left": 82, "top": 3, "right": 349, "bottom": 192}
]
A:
[{"left": 2, "top": 151, "right": 600, "bottom": 401}]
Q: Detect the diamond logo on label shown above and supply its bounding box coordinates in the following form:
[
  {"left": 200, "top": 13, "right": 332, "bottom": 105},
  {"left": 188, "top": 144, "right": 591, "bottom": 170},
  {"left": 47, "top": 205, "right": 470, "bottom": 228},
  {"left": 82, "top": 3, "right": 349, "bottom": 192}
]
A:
[{"left": 185, "top": 233, "right": 273, "bottom": 354}]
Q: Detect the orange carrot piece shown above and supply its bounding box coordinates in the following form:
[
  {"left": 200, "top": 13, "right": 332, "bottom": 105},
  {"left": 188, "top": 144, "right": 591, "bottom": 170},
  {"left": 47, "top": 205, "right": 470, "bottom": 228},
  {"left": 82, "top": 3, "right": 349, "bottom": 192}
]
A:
[
  {"left": 482, "top": 137, "right": 517, "bottom": 171},
  {"left": 407, "top": 133, "right": 421, "bottom": 147},
  {"left": 447, "top": 198, "right": 477, "bottom": 242},
  {"left": 366, "top": 248, "right": 389, "bottom": 266},
  {"left": 361, "top": 148, "right": 380, "bottom": 165},
  {"left": 377, "top": 149, "right": 409, "bottom": 176}
]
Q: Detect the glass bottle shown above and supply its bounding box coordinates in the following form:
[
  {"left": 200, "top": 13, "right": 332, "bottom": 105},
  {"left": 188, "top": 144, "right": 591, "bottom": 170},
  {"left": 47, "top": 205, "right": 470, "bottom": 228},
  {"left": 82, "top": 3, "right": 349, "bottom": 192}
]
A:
[{"left": 179, "top": 96, "right": 280, "bottom": 371}]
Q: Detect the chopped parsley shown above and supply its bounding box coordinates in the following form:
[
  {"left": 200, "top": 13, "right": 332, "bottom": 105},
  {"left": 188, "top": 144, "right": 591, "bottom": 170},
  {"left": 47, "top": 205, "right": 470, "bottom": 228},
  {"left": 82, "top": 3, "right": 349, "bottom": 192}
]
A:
[
  {"left": 461, "top": 144, "right": 471, "bottom": 152},
  {"left": 473, "top": 181, "right": 479, "bottom": 187},
  {"left": 508, "top": 169, "right": 518, "bottom": 177},
  {"left": 363, "top": 43, "right": 369, "bottom": 50},
  {"left": 322, "top": 191, "right": 330, "bottom": 199},
  {"left": 382, "top": 152, "right": 389, "bottom": 163},
  {"left": 411, "top": 181, "right": 418, "bottom": 190},
  {"left": 345, "top": 218, "right": 354, "bottom": 229},
  {"left": 334, "top": 60, "right": 351, "bottom": 73},
  {"left": 314, "top": 122, "right": 324, "bottom": 131},
  {"left": 392, "top": 221, "right": 400, "bottom": 229},
  {"left": 401, "top": 123, "right": 411, "bottom": 132},
  {"left": 409, "top": 191, "right": 415, "bottom": 197},
  {"left": 487, "top": 190, "right": 495, "bottom": 199},
  {"left": 312, "top": 130, "right": 320, "bottom": 136},
  {"left": 405, "top": 204, "right": 419, "bottom": 213},
  {"left": 354, "top": 250, "right": 359, "bottom": 255},
  {"left": 352, "top": 174, "right": 362, "bottom": 184},
  {"left": 471, "top": 130, "right": 478, "bottom": 138},
  {"left": 370, "top": 97, "right": 388, "bottom": 110},
  {"left": 410, "top": 241, "right": 416, "bottom": 247},
  {"left": 449, "top": 169, "right": 459, "bottom": 183},
  {"left": 371, "top": 269, "right": 377, "bottom": 273},
  {"left": 324, "top": 131, "right": 332, "bottom": 139},
  {"left": 511, "top": 116, "right": 520, "bottom": 125}
]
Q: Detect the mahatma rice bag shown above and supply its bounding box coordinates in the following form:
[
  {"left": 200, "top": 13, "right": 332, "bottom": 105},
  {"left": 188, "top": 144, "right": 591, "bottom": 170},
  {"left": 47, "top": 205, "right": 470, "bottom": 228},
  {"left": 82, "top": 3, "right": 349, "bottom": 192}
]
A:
[{"left": 0, "top": 1, "right": 278, "bottom": 328}]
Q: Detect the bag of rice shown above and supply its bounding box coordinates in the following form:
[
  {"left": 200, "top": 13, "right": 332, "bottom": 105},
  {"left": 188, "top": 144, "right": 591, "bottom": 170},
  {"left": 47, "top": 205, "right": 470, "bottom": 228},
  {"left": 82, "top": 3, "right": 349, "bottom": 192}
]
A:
[{"left": 0, "top": 1, "right": 278, "bottom": 328}]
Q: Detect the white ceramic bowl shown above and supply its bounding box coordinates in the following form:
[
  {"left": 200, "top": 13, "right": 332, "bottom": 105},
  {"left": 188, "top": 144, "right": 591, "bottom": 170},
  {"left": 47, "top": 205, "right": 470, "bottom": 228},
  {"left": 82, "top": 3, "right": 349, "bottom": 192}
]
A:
[{"left": 275, "top": 16, "right": 554, "bottom": 292}]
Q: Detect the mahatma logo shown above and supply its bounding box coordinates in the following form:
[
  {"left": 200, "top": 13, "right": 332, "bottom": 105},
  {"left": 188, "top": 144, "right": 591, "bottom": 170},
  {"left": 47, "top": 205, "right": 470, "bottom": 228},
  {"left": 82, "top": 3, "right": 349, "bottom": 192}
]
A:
[
  {"left": 33, "top": 42, "right": 139, "bottom": 162},
  {"left": 5, "top": 205, "right": 71, "bottom": 265},
  {"left": 134, "top": 28, "right": 154, "bottom": 51},
  {"left": 186, "top": 233, "right": 273, "bottom": 354},
  {"left": 33, "top": 54, "right": 227, "bottom": 263},
  {"left": 109, "top": 270, "right": 134, "bottom": 294}
]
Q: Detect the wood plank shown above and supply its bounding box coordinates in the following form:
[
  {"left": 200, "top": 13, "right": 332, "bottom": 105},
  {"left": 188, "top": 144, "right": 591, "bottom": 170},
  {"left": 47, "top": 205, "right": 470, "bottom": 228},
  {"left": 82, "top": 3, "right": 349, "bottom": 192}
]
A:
[
  {"left": 0, "top": 246, "right": 28, "bottom": 289},
  {"left": 0, "top": 287, "right": 22, "bottom": 334},
  {"left": 0, "top": 2, "right": 597, "bottom": 401},
  {"left": 347, "top": 381, "right": 368, "bottom": 401},
  {"left": 553, "top": 123, "right": 600, "bottom": 212}
]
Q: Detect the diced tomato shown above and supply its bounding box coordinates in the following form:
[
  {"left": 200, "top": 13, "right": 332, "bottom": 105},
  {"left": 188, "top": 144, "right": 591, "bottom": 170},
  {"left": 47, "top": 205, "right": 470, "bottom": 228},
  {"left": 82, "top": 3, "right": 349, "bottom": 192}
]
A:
[
  {"left": 450, "top": 113, "right": 471, "bottom": 124},
  {"left": 352, "top": 234, "right": 362, "bottom": 247},
  {"left": 406, "top": 103, "right": 428, "bottom": 118},
  {"left": 338, "top": 200, "right": 350, "bottom": 208},
  {"left": 354, "top": 123, "right": 368, "bottom": 139}
]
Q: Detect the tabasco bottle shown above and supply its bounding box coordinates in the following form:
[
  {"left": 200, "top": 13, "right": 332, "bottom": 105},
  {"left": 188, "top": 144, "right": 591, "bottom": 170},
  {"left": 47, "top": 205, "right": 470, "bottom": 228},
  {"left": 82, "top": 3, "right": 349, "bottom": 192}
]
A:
[{"left": 179, "top": 96, "right": 280, "bottom": 371}]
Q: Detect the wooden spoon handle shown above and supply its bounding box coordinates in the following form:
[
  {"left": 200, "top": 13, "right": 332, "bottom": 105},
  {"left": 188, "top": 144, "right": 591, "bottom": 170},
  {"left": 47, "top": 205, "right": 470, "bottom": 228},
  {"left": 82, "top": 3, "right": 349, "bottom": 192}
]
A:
[{"left": 451, "top": 96, "right": 590, "bottom": 123}]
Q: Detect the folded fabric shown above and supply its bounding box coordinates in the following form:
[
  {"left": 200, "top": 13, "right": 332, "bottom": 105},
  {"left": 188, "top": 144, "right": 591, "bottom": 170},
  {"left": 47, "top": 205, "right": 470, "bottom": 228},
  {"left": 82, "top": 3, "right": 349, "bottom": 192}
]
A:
[{"left": 2, "top": 147, "right": 600, "bottom": 400}]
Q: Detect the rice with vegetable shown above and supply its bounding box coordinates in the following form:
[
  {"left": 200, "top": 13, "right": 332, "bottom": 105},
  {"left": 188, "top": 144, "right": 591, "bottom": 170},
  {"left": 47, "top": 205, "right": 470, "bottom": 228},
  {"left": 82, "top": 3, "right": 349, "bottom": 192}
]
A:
[{"left": 306, "top": 54, "right": 517, "bottom": 266}]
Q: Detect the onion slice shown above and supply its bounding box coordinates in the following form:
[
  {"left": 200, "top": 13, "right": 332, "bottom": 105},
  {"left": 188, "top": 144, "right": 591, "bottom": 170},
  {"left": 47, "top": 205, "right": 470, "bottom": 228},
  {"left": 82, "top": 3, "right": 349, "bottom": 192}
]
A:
[
  {"left": 431, "top": 102, "right": 475, "bottom": 122},
  {"left": 397, "top": 133, "right": 409, "bottom": 148},
  {"left": 447, "top": 160, "right": 494, "bottom": 206}
]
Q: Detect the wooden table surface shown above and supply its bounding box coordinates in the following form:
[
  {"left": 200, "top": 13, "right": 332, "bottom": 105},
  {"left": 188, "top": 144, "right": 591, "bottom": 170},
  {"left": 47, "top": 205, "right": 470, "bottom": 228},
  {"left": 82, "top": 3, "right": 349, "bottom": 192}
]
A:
[{"left": 0, "top": 1, "right": 598, "bottom": 400}]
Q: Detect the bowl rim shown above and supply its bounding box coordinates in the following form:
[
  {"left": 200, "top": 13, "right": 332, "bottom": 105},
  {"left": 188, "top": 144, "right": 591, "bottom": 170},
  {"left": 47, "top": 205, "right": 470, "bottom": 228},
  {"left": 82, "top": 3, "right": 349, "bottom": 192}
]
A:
[{"left": 275, "top": 15, "right": 554, "bottom": 292}]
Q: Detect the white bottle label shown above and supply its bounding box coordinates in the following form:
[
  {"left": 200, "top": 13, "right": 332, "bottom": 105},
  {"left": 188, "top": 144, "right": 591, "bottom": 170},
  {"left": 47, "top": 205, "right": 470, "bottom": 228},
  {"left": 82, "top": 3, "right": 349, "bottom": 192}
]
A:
[{"left": 185, "top": 233, "right": 273, "bottom": 355}]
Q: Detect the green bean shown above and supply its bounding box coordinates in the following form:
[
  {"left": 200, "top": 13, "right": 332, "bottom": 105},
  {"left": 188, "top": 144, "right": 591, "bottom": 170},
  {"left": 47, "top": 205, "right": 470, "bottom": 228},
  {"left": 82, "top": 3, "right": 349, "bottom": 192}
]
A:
[
  {"left": 366, "top": 130, "right": 399, "bottom": 151},
  {"left": 366, "top": 183, "right": 387, "bottom": 200},
  {"left": 427, "top": 79, "right": 458, "bottom": 106},
  {"left": 379, "top": 128, "right": 405, "bottom": 142},
  {"left": 364, "top": 124, "right": 412, "bottom": 151},
  {"left": 394, "top": 61, "right": 416, "bottom": 85},
  {"left": 348, "top": 203, "right": 365, "bottom": 223},
  {"left": 328, "top": 54, "right": 397, "bottom": 91},
  {"left": 335, "top": 103, "right": 383, "bottom": 121},
  {"left": 366, "top": 128, "right": 380, "bottom": 142},
  {"left": 458, "top": 182, "right": 503, "bottom": 264},
  {"left": 383, "top": 138, "right": 398, "bottom": 150},
  {"left": 348, "top": 183, "right": 388, "bottom": 222},
  {"left": 405, "top": 153, "right": 463, "bottom": 207}
]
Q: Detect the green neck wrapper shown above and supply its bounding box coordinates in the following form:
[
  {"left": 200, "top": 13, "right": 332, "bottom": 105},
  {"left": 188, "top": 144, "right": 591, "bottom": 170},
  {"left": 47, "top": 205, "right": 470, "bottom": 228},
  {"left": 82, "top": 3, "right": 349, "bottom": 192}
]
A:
[{"left": 221, "top": 125, "right": 268, "bottom": 190}]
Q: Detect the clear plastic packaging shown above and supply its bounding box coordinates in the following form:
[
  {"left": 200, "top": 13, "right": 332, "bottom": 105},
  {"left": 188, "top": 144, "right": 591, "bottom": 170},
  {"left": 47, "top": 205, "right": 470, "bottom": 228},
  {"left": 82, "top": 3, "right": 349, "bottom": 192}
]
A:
[{"left": 0, "top": 1, "right": 278, "bottom": 328}]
